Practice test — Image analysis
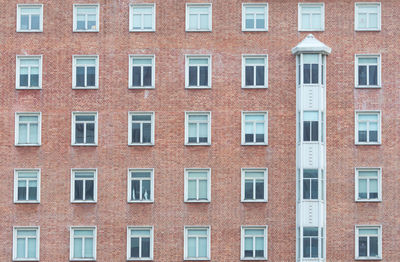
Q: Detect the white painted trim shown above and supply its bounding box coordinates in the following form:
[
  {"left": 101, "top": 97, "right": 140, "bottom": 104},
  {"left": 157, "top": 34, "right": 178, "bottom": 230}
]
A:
[
  {"left": 128, "top": 55, "right": 156, "bottom": 89},
  {"left": 184, "top": 226, "right": 211, "bottom": 260},
  {"left": 72, "top": 55, "right": 99, "bottom": 89},
  {"left": 355, "top": 167, "right": 382, "bottom": 202},
  {"left": 13, "top": 226, "right": 40, "bottom": 261},
  {"left": 184, "top": 111, "right": 212, "bottom": 146},
  {"left": 185, "top": 3, "right": 212, "bottom": 32},
  {"left": 14, "top": 168, "right": 41, "bottom": 204},
  {"left": 240, "top": 225, "right": 268, "bottom": 260},
  {"left": 16, "top": 4, "right": 43, "bottom": 32},
  {"left": 71, "top": 111, "right": 98, "bottom": 146},
  {"left": 241, "top": 3, "right": 268, "bottom": 32},
  {"left": 16, "top": 55, "right": 43, "bottom": 90},
  {"left": 70, "top": 226, "right": 97, "bottom": 261},
  {"left": 127, "top": 168, "right": 155, "bottom": 203},
  {"left": 241, "top": 54, "right": 268, "bottom": 89},
  {"left": 354, "top": 54, "right": 381, "bottom": 88},
  {"left": 354, "top": 2, "right": 381, "bottom": 31},
  {"left": 355, "top": 110, "right": 381, "bottom": 145},
  {"left": 126, "top": 226, "right": 154, "bottom": 260},
  {"left": 184, "top": 168, "right": 211, "bottom": 203},
  {"left": 70, "top": 168, "right": 98, "bottom": 203},
  {"left": 241, "top": 111, "right": 268, "bottom": 145},
  {"left": 185, "top": 54, "right": 212, "bottom": 89},
  {"left": 241, "top": 168, "right": 268, "bottom": 202},
  {"left": 129, "top": 3, "right": 156, "bottom": 32},
  {"left": 73, "top": 4, "right": 100, "bottom": 32},
  {"left": 355, "top": 225, "right": 382, "bottom": 260},
  {"left": 15, "top": 112, "right": 42, "bottom": 146},
  {"left": 298, "top": 3, "right": 325, "bottom": 32}
]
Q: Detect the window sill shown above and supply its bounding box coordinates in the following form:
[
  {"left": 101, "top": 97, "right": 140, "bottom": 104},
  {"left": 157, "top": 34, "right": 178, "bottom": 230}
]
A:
[
  {"left": 355, "top": 86, "right": 381, "bottom": 89},
  {"left": 185, "top": 86, "right": 211, "bottom": 89},
  {"left": 13, "top": 258, "right": 39, "bottom": 261},
  {"left": 14, "top": 201, "right": 40, "bottom": 204},
  {"left": 240, "top": 257, "right": 267, "bottom": 261},
  {"left": 73, "top": 29, "right": 99, "bottom": 33},
  {"left": 73, "top": 86, "right": 99, "bottom": 90},
  {"left": 242, "top": 86, "right": 268, "bottom": 89},
  {"left": 127, "top": 258, "right": 153, "bottom": 261},
  {"left": 185, "top": 143, "right": 211, "bottom": 146},
  {"left": 241, "top": 200, "right": 267, "bottom": 203},
  {"left": 130, "top": 29, "right": 155, "bottom": 32},
  {"left": 128, "top": 200, "right": 154, "bottom": 203},
  {"left": 16, "top": 29, "right": 43, "bottom": 33},
  {"left": 355, "top": 29, "right": 381, "bottom": 32},
  {"left": 185, "top": 29, "right": 212, "bottom": 32},
  {"left": 355, "top": 142, "right": 381, "bottom": 146},
  {"left": 355, "top": 199, "right": 382, "bottom": 203},
  {"left": 16, "top": 87, "right": 42, "bottom": 90},
  {"left": 70, "top": 258, "right": 96, "bottom": 261},
  {"left": 15, "top": 144, "right": 41, "bottom": 147},
  {"left": 241, "top": 143, "right": 268, "bottom": 146},
  {"left": 184, "top": 258, "right": 210, "bottom": 261},
  {"left": 129, "top": 86, "right": 155, "bottom": 90},
  {"left": 71, "top": 201, "right": 97, "bottom": 204},
  {"left": 185, "top": 200, "right": 210, "bottom": 203},
  {"left": 242, "top": 29, "right": 268, "bottom": 32},
  {"left": 128, "top": 143, "right": 154, "bottom": 146},
  {"left": 71, "top": 144, "right": 98, "bottom": 147}
]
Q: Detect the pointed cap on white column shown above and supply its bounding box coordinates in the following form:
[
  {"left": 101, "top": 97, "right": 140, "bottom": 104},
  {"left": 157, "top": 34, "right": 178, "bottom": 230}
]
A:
[{"left": 291, "top": 34, "right": 331, "bottom": 55}]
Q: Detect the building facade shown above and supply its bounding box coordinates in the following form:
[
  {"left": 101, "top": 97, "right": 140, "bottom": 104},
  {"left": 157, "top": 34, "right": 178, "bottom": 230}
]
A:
[{"left": 0, "top": 0, "right": 399, "bottom": 261}]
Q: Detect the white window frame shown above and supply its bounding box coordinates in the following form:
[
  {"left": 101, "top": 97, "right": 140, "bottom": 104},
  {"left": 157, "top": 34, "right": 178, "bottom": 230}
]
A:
[
  {"left": 184, "top": 226, "right": 211, "bottom": 260},
  {"left": 355, "top": 225, "right": 382, "bottom": 260},
  {"left": 241, "top": 111, "right": 268, "bottom": 145},
  {"left": 72, "top": 55, "right": 99, "bottom": 89},
  {"left": 70, "top": 226, "right": 97, "bottom": 261},
  {"left": 242, "top": 55, "right": 268, "bottom": 88},
  {"left": 16, "top": 55, "right": 43, "bottom": 89},
  {"left": 128, "top": 55, "right": 155, "bottom": 89},
  {"left": 185, "top": 55, "right": 212, "bottom": 89},
  {"left": 184, "top": 168, "right": 211, "bottom": 203},
  {"left": 185, "top": 3, "right": 212, "bottom": 32},
  {"left": 127, "top": 226, "right": 154, "bottom": 261},
  {"left": 73, "top": 4, "right": 100, "bottom": 32},
  {"left": 127, "top": 168, "right": 154, "bottom": 203},
  {"left": 71, "top": 169, "right": 97, "bottom": 203},
  {"left": 128, "top": 112, "right": 155, "bottom": 145},
  {"left": 71, "top": 112, "right": 98, "bottom": 146},
  {"left": 185, "top": 112, "right": 211, "bottom": 146},
  {"left": 15, "top": 112, "right": 42, "bottom": 146},
  {"left": 355, "top": 168, "right": 382, "bottom": 202},
  {"left": 129, "top": 3, "right": 156, "bottom": 32},
  {"left": 13, "top": 226, "right": 40, "bottom": 261},
  {"left": 240, "top": 226, "right": 268, "bottom": 260},
  {"left": 241, "top": 168, "right": 268, "bottom": 202},
  {"left": 355, "top": 110, "right": 381, "bottom": 145},
  {"left": 242, "top": 3, "right": 268, "bottom": 31},
  {"left": 16, "top": 4, "right": 43, "bottom": 32},
  {"left": 355, "top": 2, "right": 381, "bottom": 31},
  {"left": 14, "top": 169, "right": 41, "bottom": 204},
  {"left": 355, "top": 54, "right": 381, "bottom": 88},
  {"left": 298, "top": 3, "right": 325, "bottom": 31}
]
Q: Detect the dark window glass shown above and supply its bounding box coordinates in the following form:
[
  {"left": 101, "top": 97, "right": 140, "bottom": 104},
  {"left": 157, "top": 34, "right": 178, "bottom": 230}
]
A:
[
  {"left": 132, "top": 67, "right": 141, "bottom": 86},
  {"left": 359, "top": 236, "right": 368, "bottom": 257},
  {"left": 303, "top": 180, "right": 310, "bottom": 199},
  {"left": 311, "top": 121, "right": 318, "bottom": 141},
  {"left": 21, "top": 15, "right": 29, "bottom": 30},
  {"left": 76, "top": 67, "right": 85, "bottom": 87},
  {"left": 77, "top": 21, "right": 85, "bottom": 30},
  {"left": 188, "top": 137, "right": 197, "bottom": 143},
  {"left": 87, "top": 20, "right": 96, "bottom": 30},
  {"left": 303, "top": 238, "right": 311, "bottom": 258},
  {"left": 85, "top": 180, "right": 94, "bottom": 200},
  {"left": 303, "top": 122, "right": 311, "bottom": 141},
  {"left": 143, "top": 123, "right": 151, "bottom": 143},
  {"left": 143, "top": 66, "right": 152, "bottom": 86},
  {"left": 369, "top": 236, "right": 378, "bottom": 257},
  {"left": 199, "top": 66, "right": 208, "bottom": 86},
  {"left": 369, "top": 131, "right": 378, "bottom": 142},
  {"left": 74, "top": 180, "right": 83, "bottom": 200},
  {"left": 86, "top": 66, "right": 95, "bottom": 86},
  {"left": 28, "top": 185, "right": 37, "bottom": 200},
  {"left": 142, "top": 180, "right": 151, "bottom": 200},
  {"left": 86, "top": 123, "right": 95, "bottom": 143},
  {"left": 189, "top": 66, "right": 197, "bottom": 86},
  {"left": 311, "top": 238, "right": 318, "bottom": 257},
  {"left": 303, "top": 64, "right": 310, "bottom": 84},
  {"left": 132, "top": 180, "right": 140, "bottom": 200},
  {"left": 246, "top": 18, "right": 254, "bottom": 29},
  {"left": 142, "top": 238, "right": 150, "bottom": 257},
  {"left": 244, "top": 180, "right": 253, "bottom": 199},
  {"left": 30, "top": 74, "right": 39, "bottom": 87},
  {"left": 369, "top": 65, "right": 377, "bottom": 85},
  {"left": 312, "top": 64, "right": 319, "bottom": 84},
  {"left": 131, "top": 238, "right": 139, "bottom": 257},
  {"left": 255, "top": 240, "right": 264, "bottom": 257},
  {"left": 255, "top": 180, "right": 264, "bottom": 199},
  {"left": 31, "top": 15, "right": 40, "bottom": 30},
  {"left": 18, "top": 185, "right": 26, "bottom": 200},
  {"left": 75, "top": 123, "right": 84, "bottom": 143},
  {"left": 358, "top": 66, "right": 367, "bottom": 85},
  {"left": 255, "top": 134, "right": 264, "bottom": 143},
  {"left": 256, "top": 18, "right": 264, "bottom": 29},
  {"left": 246, "top": 66, "right": 254, "bottom": 86},
  {"left": 132, "top": 123, "right": 141, "bottom": 143},
  {"left": 358, "top": 131, "right": 367, "bottom": 142},
  {"left": 256, "top": 66, "right": 264, "bottom": 86},
  {"left": 311, "top": 179, "right": 318, "bottom": 199},
  {"left": 244, "top": 249, "right": 253, "bottom": 257},
  {"left": 369, "top": 191, "right": 378, "bottom": 199},
  {"left": 20, "top": 73, "right": 28, "bottom": 87},
  {"left": 245, "top": 134, "right": 254, "bottom": 143},
  {"left": 199, "top": 136, "right": 208, "bottom": 143},
  {"left": 359, "top": 192, "right": 368, "bottom": 199}
]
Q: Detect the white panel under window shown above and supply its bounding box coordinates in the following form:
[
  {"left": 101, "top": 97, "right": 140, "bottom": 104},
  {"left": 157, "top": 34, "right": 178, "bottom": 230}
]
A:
[{"left": 298, "top": 3, "right": 324, "bottom": 31}]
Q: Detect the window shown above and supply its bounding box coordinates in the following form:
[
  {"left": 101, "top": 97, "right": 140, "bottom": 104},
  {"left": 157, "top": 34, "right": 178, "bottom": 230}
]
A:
[
  {"left": 302, "top": 54, "right": 320, "bottom": 84},
  {"left": 303, "top": 169, "right": 319, "bottom": 200},
  {"left": 355, "top": 226, "right": 382, "bottom": 260},
  {"left": 302, "top": 227, "right": 319, "bottom": 258},
  {"left": 185, "top": 112, "right": 211, "bottom": 145},
  {"left": 355, "top": 3, "right": 381, "bottom": 31},
  {"left": 13, "top": 227, "right": 39, "bottom": 261},
  {"left": 241, "top": 226, "right": 267, "bottom": 260},
  {"left": 303, "top": 111, "right": 319, "bottom": 142},
  {"left": 242, "top": 55, "right": 268, "bottom": 88},
  {"left": 355, "top": 111, "right": 381, "bottom": 145},
  {"left": 129, "top": 55, "right": 155, "bottom": 89},
  {"left": 15, "top": 112, "right": 41, "bottom": 146},
  {"left": 72, "top": 112, "right": 98, "bottom": 146},
  {"left": 70, "top": 227, "right": 96, "bottom": 261},
  {"left": 242, "top": 3, "right": 268, "bottom": 31},
  {"left": 127, "top": 227, "right": 153, "bottom": 260},
  {"left": 241, "top": 168, "right": 268, "bottom": 202},
  {"left": 130, "top": 4, "right": 156, "bottom": 32},
  {"left": 186, "top": 4, "right": 212, "bottom": 31},
  {"left": 14, "top": 169, "right": 40, "bottom": 203},
  {"left": 128, "top": 169, "right": 154, "bottom": 203},
  {"left": 298, "top": 3, "right": 324, "bottom": 31},
  {"left": 16, "top": 56, "right": 42, "bottom": 89},
  {"left": 73, "top": 56, "right": 99, "bottom": 89},
  {"left": 185, "top": 169, "right": 211, "bottom": 202},
  {"left": 185, "top": 55, "right": 211, "bottom": 88},
  {"left": 242, "top": 112, "right": 268, "bottom": 145},
  {"left": 355, "top": 55, "right": 381, "bottom": 88},
  {"left": 128, "top": 112, "right": 154, "bottom": 145},
  {"left": 184, "top": 227, "right": 210, "bottom": 260},
  {"left": 356, "top": 168, "right": 381, "bottom": 202},
  {"left": 71, "top": 169, "right": 97, "bottom": 203},
  {"left": 17, "top": 4, "right": 43, "bottom": 32},
  {"left": 73, "top": 4, "right": 99, "bottom": 32}
]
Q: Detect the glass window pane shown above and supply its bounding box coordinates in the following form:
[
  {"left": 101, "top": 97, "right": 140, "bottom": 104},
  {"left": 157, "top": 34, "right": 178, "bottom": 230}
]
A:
[
  {"left": 86, "top": 123, "right": 95, "bottom": 143},
  {"left": 312, "top": 64, "right": 319, "bottom": 83},
  {"left": 198, "top": 237, "right": 207, "bottom": 257},
  {"left": 74, "top": 238, "right": 83, "bottom": 258},
  {"left": 369, "top": 65, "right": 378, "bottom": 85},
  {"left": 85, "top": 180, "right": 94, "bottom": 200},
  {"left": 312, "top": 14, "right": 321, "bottom": 29},
  {"left": 189, "top": 14, "right": 197, "bottom": 29},
  {"left": 358, "top": 13, "right": 367, "bottom": 28},
  {"left": 76, "top": 115, "right": 95, "bottom": 121},
  {"left": 30, "top": 71, "right": 39, "bottom": 87},
  {"left": 303, "top": 238, "right": 311, "bottom": 258},
  {"left": 303, "top": 180, "right": 311, "bottom": 199},
  {"left": 132, "top": 123, "right": 140, "bottom": 143},
  {"left": 31, "top": 15, "right": 40, "bottom": 30},
  {"left": 311, "top": 179, "right": 318, "bottom": 199},
  {"left": 142, "top": 237, "right": 151, "bottom": 257},
  {"left": 20, "top": 15, "right": 29, "bottom": 30},
  {"left": 244, "top": 237, "right": 253, "bottom": 257},
  {"left": 187, "top": 237, "right": 196, "bottom": 257},
  {"left": 303, "top": 54, "right": 319, "bottom": 64},
  {"left": 199, "top": 14, "right": 208, "bottom": 29},
  {"left": 199, "top": 180, "right": 208, "bottom": 199},
  {"left": 87, "top": 15, "right": 97, "bottom": 30},
  {"left": 255, "top": 237, "right": 264, "bottom": 257},
  {"left": 244, "top": 180, "right": 253, "bottom": 199},
  {"left": 359, "top": 236, "right": 368, "bottom": 257},
  {"left": 86, "top": 66, "right": 96, "bottom": 86},
  {"left": 27, "top": 238, "right": 36, "bottom": 258},
  {"left": 369, "top": 236, "right": 378, "bottom": 256},
  {"left": 358, "top": 114, "right": 378, "bottom": 121},
  {"left": 255, "top": 14, "right": 265, "bottom": 29},
  {"left": 143, "top": 66, "right": 152, "bottom": 86},
  {"left": 359, "top": 57, "right": 378, "bottom": 64},
  {"left": 358, "top": 131, "right": 367, "bottom": 142},
  {"left": 311, "top": 121, "right": 318, "bottom": 141},
  {"left": 143, "top": 14, "right": 153, "bottom": 29},
  {"left": 19, "top": 123, "right": 28, "bottom": 144},
  {"left": 358, "top": 66, "right": 367, "bottom": 85},
  {"left": 199, "top": 123, "right": 208, "bottom": 143},
  {"left": 76, "top": 67, "right": 85, "bottom": 87},
  {"left": 304, "top": 227, "right": 318, "bottom": 236},
  {"left": 131, "top": 237, "right": 139, "bottom": 257},
  {"left": 303, "top": 122, "right": 311, "bottom": 141},
  {"left": 303, "top": 64, "right": 310, "bottom": 84},
  {"left": 255, "top": 180, "right": 264, "bottom": 199},
  {"left": 29, "top": 123, "right": 38, "bottom": 144},
  {"left": 132, "top": 14, "right": 141, "bottom": 29},
  {"left": 302, "top": 13, "right": 311, "bottom": 29},
  {"left": 77, "top": 14, "right": 85, "bottom": 30},
  {"left": 132, "top": 172, "right": 151, "bottom": 178},
  {"left": 358, "top": 179, "right": 367, "bottom": 199},
  {"left": 20, "top": 67, "right": 28, "bottom": 87},
  {"left": 142, "top": 123, "right": 151, "bottom": 143},
  {"left": 188, "top": 180, "right": 197, "bottom": 200},
  {"left": 188, "top": 229, "right": 207, "bottom": 235},
  {"left": 132, "top": 180, "right": 140, "bottom": 200},
  {"left": 255, "top": 123, "right": 265, "bottom": 142},
  {"left": 189, "top": 66, "right": 197, "bottom": 86},
  {"left": 74, "top": 180, "right": 83, "bottom": 200},
  {"left": 245, "top": 114, "right": 264, "bottom": 121},
  {"left": 84, "top": 238, "right": 93, "bottom": 258},
  {"left": 199, "top": 66, "right": 208, "bottom": 86},
  {"left": 188, "top": 123, "right": 197, "bottom": 143},
  {"left": 28, "top": 180, "right": 37, "bottom": 200},
  {"left": 256, "top": 66, "right": 265, "bottom": 86},
  {"left": 18, "top": 180, "right": 27, "bottom": 200},
  {"left": 369, "top": 13, "right": 378, "bottom": 28},
  {"left": 311, "top": 238, "right": 319, "bottom": 257},
  {"left": 142, "top": 180, "right": 151, "bottom": 200},
  {"left": 369, "top": 130, "right": 378, "bottom": 142},
  {"left": 245, "top": 66, "right": 254, "bottom": 86},
  {"left": 246, "top": 14, "right": 254, "bottom": 29},
  {"left": 17, "top": 238, "right": 25, "bottom": 258}
]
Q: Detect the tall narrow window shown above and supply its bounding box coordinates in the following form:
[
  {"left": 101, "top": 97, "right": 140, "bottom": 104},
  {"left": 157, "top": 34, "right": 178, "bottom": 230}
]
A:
[
  {"left": 302, "top": 54, "right": 319, "bottom": 84},
  {"left": 185, "top": 112, "right": 211, "bottom": 145},
  {"left": 356, "top": 111, "right": 380, "bottom": 144},
  {"left": 241, "top": 168, "right": 268, "bottom": 202},
  {"left": 14, "top": 169, "right": 40, "bottom": 203},
  {"left": 242, "top": 4, "right": 268, "bottom": 31},
  {"left": 73, "top": 5, "right": 99, "bottom": 32},
  {"left": 298, "top": 3, "right": 324, "bottom": 31},
  {"left": 356, "top": 55, "right": 380, "bottom": 87},
  {"left": 303, "top": 227, "right": 319, "bottom": 258},
  {"left": 130, "top": 4, "right": 155, "bottom": 32},
  {"left": 356, "top": 168, "right": 381, "bottom": 201},
  {"left": 185, "top": 169, "right": 211, "bottom": 202},
  {"left": 13, "top": 227, "right": 39, "bottom": 260},
  {"left": 242, "top": 56, "right": 268, "bottom": 88},
  {"left": 72, "top": 112, "right": 98, "bottom": 145},
  {"left": 71, "top": 169, "right": 96, "bottom": 203},
  {"left": 303, "top": 169, "right": 319, "bottom": 200},
  {"left": 70, "top": 227, "right": 96, "bottom": 260},
  {"left": 73, "top": 56, "right": 98, "bottom": 89},
  {"left": 17, "top": 5, "right": 43, "bottom": 32},
  {"left": 127, "top": 227, "right": 153, "bottom": 260},
  {"left": 128, "top": 169, "right": 154, "bottom": 203},
  {"left": 186, "top": 4, "right": 212, "bottom": 31},
  {"left": 303, "top": 111, "right": 319, "bottom": 142},
  {"left": 16, "top": 56, "right": 42, "bottom": 89},
  {"left": 129, "top": 56, "right": 155, "bottom": 89},
  {"left": 241, "top": 226, "right": 267, "bottom": 260},
  {"left": 184, "top": 227, "right": 210, "bottom": 260},
  {"left": 15, "top": 113, "right": 41, "bottom": 146},
  {"left": 242, "top": 112, "right": 268, "bottom": 145},
  {"left": 355, "top": 3, "right": 381, "bottom": 31},
  {"left": 128, "top": 112, "right": 154, "bottom": 145},
  {"left": 356, "top": 226, "right": 381, "bottom": 259},
  {"left": 186, "top": 56, "right": 211, "bottom": 88}
]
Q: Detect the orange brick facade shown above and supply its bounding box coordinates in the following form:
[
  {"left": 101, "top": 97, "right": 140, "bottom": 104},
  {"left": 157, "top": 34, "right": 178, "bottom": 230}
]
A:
[{"left": 0, "top": 0, "right": 399, "bottom": 261}]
